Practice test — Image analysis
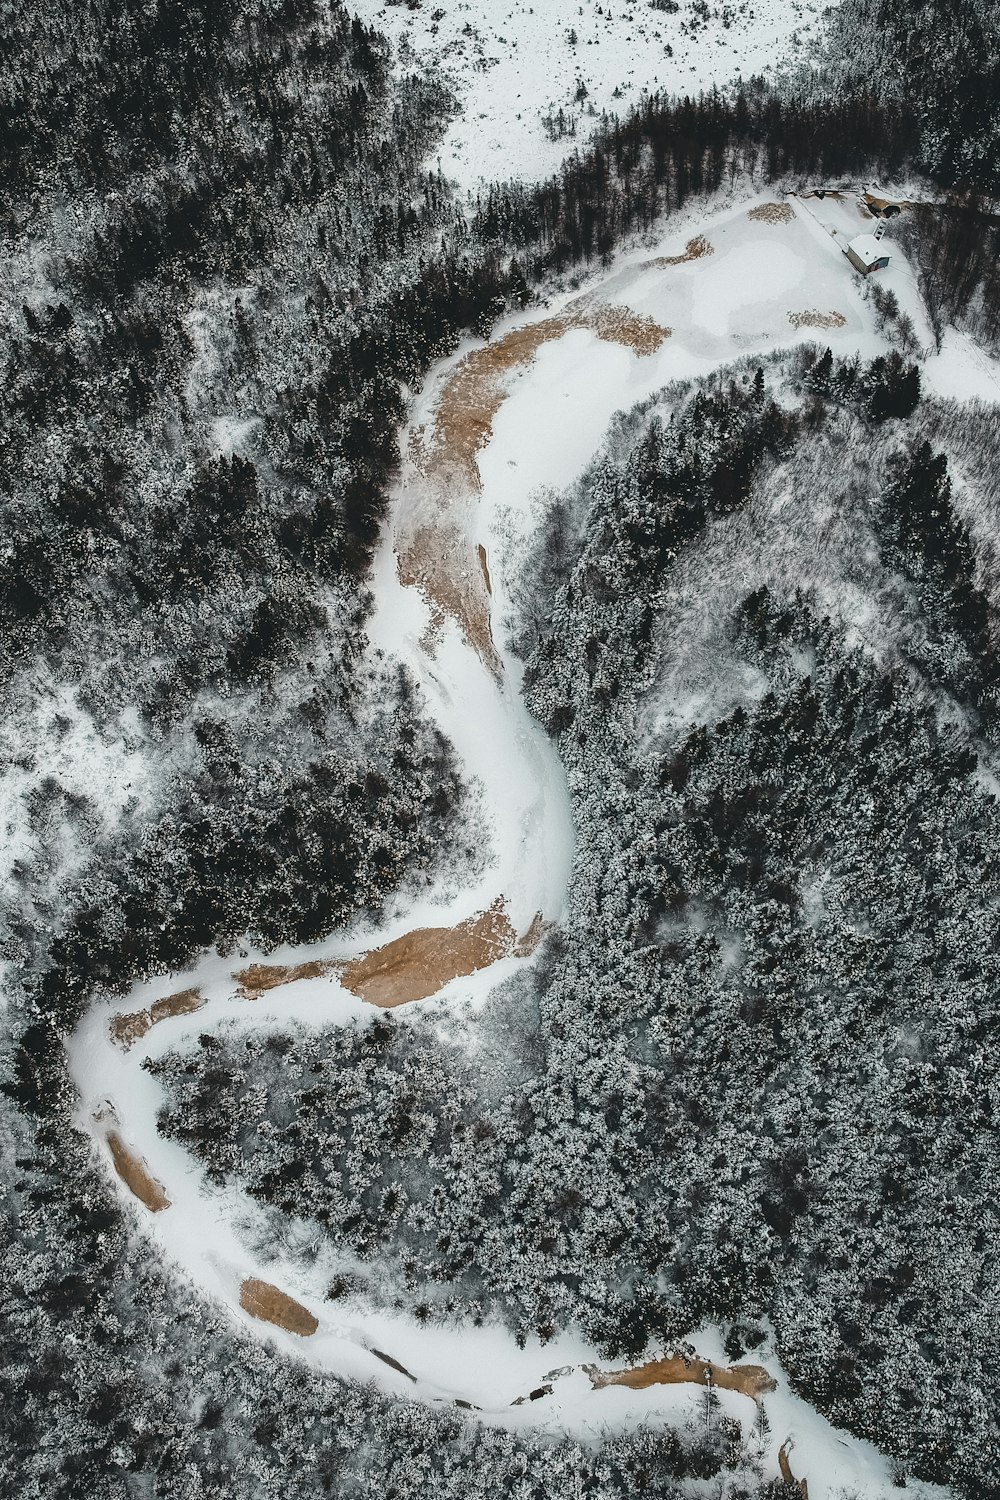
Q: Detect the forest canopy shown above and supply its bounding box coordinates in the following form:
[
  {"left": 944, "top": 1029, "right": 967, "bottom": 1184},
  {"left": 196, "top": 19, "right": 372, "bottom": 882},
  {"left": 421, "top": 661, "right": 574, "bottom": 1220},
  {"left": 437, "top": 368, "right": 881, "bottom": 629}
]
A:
[{"left": 3, "top": 0, "right": 1000, "bottom": 1495}]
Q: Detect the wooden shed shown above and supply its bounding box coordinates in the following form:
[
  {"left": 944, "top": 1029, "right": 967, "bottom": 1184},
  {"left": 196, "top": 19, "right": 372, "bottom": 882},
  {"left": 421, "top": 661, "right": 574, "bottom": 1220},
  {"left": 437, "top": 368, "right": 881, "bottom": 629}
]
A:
[{"left": 847, "top": 233, "right": 890, "bottom": 274}]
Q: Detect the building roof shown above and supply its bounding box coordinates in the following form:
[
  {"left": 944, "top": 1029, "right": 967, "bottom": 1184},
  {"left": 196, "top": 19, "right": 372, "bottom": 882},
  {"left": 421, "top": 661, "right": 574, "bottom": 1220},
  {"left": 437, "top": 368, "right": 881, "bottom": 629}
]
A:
[{"left": 848, "top": 234, "right": 890, "bottom": 262}]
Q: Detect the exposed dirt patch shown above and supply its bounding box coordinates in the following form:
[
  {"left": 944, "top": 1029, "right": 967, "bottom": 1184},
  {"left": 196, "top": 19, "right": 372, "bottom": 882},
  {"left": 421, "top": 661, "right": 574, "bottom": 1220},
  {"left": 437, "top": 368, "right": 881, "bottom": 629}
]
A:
[
  {"left": 399, "top": 524, "right": 503, "bottom": 680},
  {"left": 110, "top": 987, "right": 204, "bottom": 1049},
  {"left": 419, "top": 303, "right": 669, "bottom": 489},
  {"left": 862, "top": 191, "right": 910, "bottom": 217},
  {"left": 515, "top": 912, "right": 549, "bottom": 957},
  {"left": 369, "top": 1347, "right": 417, "bottom": 1381},
  {"left": 748, "top": 201, "right": 795, "bottom": 224},
  {"left": 650, "top": 234, "right": 714, "bottom": 268},
  {"left": 421, "top": 318, "right": 567, "bottom": 489},
  {"left": 340, "top": 897, "right": 517, "bottom": 1007},
  {"left": 239, "top": 1277, "right": 319, "bottom": 1336},
  {"left": 779, "top": 1439, "right": 810, "bottom": 1498},
  {"left": 576, "top": 300, "right": 669, "bottom": 355},
  {"left": 404, "top": 299, "right": 667, "bottom": 670},
  {"left": 477, "top": 542, "right": 492, "bottom": 597},
  {"left": 787, "top": 309, "right": 847, "bottom": 330},
  {"left": 233, "top": 957, "right": 341, "bottom": 1001},
  {"left": 585, "top": 1352, "right": 776, "bottom": 1400},
  {"left": 107, "top": 1131, "right": 170, "bottom": 1212}
]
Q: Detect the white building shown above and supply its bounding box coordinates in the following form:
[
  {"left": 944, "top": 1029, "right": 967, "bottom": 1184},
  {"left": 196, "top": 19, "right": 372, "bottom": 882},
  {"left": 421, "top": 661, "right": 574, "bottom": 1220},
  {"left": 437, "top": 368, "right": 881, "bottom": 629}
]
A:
[{"left": 847, "top": 232, "right": 891, "bottom": 275}]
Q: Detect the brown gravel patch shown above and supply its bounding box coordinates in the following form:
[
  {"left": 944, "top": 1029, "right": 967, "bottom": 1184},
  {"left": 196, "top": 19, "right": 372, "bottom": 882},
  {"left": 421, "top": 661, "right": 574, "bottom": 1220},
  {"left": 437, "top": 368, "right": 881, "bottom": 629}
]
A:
[
  {"left": 421, "top": 318, "right": 568, "bottom": 489},
  {"left": 779, "top": 1439, "right": 810, "bottom": 1498},
  {"left": 420, "top": 304, "right": 668, "bottom": 489},
  {"left": 240, "top": 1277, "right": 319, "bottom": 1336},
  {"left": 110, "top": 987, "right": 204, "bottom": 1049},
  {"left": 748, "top": 201, "right": 795, "bottom": 224},
  {"left": 515, "top": 912, "right": 549, "bottom": 956},
  {"left": 340, "top": 897, "right": 517, "bottom": 1008},
  {"left": 586, "top": 1352, "right": 776, "bottom": 1400},
  {"left": 787, "top": 309, "right": 847, "bottom": 330},
  {"left": 233, "top": 957, "right": 341, "bottom": 1001},
  {"left": 579, "top": 301, "right": 669, "bottom": 355},
  {"left": 650, "top": 234, "right": 714, "bottom": 267},
  {"left": 399, "top": 524, "right": 503, "bottom": 680},
  {"left": 862, "top": 191, "right": 910, "bottom": 217},
  {"left": 404, "top": 302, "right": 666, "bottom": 670},
  {"left": 477, "top": 543, "right": 492, "bottom": 597},
  {"left": 107, "top": 1131, "right": 170, "bottom": 1212}
]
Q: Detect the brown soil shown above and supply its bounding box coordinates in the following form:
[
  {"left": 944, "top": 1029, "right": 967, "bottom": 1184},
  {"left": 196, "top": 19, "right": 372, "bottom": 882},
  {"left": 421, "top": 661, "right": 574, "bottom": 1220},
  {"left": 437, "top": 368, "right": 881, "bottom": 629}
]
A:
[
  {"left": 369, "top": 1347, "right": 417, "bottom": 1381},
  {"left": 420, "top": 303, "right": 669, "bottom": 489},
  {"left": 239, "top": 1277, "right": 319, "bottom": 1336},
  {"left": 779, "top": 1439, "right": 810, "bottom": 1498},
  {"left": 787, "top": 309, "right": 847, "bottom": 330},
  {"left": 748, "top": 201, "right": 795, "bottom": 224},
  {"left": 399, "top": 525, "right": 503, "bottom": 680},
  {"left": 477, "top": 542, "right": 492, "bottom": 596},
  {"left": 340, "top": 897, "right": 517, "bottom": 1007},
  {"left": 111, "top": 986, "right": 204, "bottom": 1048},
  {"left": 404, "top": 298, "right": 666, "bottom": 671},
  {"left": 514, "top": 912, "right": 549, "bottom": 957},
  {"left": 577, "top": 301, "right": 669, "bottom": 355},
  {"left": 233, "top": 957, "right": 341, "bottom": 1001},
  {"left": 107, "top": 1131, "right": 170, "bottom": 1212},
  {"left": 650, "top": 234, "right": 715, "bottom": 267},
  {"left": 585, "top": 1352, "right": 776, "bottom": 1400},
  {"left": 862, "top": 191, "right": 910, "bottom": 217}
]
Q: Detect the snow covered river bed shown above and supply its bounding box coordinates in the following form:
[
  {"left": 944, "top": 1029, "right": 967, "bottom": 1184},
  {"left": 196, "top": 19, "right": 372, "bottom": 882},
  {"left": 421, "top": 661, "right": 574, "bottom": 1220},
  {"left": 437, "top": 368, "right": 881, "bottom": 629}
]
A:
[{"left": 68, "top": 194, "right": 959, "bottom": 1500}]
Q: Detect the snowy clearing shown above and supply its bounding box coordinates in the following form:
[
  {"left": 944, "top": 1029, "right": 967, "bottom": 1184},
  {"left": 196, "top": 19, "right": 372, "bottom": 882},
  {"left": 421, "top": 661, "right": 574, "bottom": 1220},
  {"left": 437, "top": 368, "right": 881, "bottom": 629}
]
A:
[{"left": 349, "top": 0, "right": 831, "bottom": 188}]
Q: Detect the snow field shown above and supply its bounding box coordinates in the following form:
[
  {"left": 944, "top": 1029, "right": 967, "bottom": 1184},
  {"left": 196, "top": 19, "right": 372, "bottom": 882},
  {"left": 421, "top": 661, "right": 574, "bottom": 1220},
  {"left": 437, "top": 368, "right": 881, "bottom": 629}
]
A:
[{"left": 349, "top": 0, "right": 830, "bottom": 188}]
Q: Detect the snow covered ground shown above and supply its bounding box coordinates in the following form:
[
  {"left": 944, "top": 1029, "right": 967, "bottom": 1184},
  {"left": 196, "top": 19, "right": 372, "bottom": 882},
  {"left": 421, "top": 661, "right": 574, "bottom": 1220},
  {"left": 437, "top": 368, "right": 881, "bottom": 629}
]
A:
[
  {"left": 67, "top": 190, "right": 974, "bottom": 1498},
  {"left": 350, "top": 0, "right": 830, "bottom": 187},
  {"left": 922, "top": 325, "right": 1000, "bottom": 403}
]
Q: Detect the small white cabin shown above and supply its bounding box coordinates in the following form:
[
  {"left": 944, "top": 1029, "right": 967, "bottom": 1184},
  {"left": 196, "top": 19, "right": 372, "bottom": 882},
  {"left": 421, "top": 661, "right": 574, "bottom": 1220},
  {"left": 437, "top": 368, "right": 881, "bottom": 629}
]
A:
[{"left": 847, "top": 233, "right": 890, "bottom": 274}]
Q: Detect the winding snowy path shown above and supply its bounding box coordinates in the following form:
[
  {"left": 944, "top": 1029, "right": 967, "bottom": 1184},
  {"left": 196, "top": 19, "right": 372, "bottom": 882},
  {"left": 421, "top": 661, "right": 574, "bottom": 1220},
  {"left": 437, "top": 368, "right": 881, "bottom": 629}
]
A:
[{"left": 67, "top": 197, "right": 954, "bottom": 1499}]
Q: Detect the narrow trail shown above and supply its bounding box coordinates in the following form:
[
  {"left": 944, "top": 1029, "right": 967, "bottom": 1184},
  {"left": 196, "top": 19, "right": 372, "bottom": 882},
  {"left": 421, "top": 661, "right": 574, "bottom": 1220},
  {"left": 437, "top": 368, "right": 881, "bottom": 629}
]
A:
[{"left": 65, "top": 197, "right": 946, "bottom": 1497}]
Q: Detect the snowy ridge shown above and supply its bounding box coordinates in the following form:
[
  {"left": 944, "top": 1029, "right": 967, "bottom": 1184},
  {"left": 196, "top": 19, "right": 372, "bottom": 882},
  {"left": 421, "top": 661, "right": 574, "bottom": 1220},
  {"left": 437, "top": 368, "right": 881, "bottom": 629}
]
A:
[{"left": 66, "top": 192, "right": 974, "bottom": 1498}]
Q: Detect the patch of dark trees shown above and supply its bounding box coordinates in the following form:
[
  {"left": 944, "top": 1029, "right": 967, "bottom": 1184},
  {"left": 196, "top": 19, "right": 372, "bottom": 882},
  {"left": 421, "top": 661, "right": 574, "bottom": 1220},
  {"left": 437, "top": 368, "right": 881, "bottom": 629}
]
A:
[
  {"left": 829, "top": 0, "right": 1000, "bottom": 195},
  {"left": 513, "top": 377, "right": 1000, "bottom": 1494},
  {"left": 2, "top": 0, "right": 999, "bottom": 1489},
  {"left": 474, "top": 83, "right": 921, "bottom": 273},
  {"left": 0, "top": 0, "right": 504, "bottom": 1132},
  {"left": 879, "top": 440, "right": 999, "bottom": 721},
  {"left": 899, "top": 199, "right": 1000, "bottom": 351},
  {"left": 155, "top": 366, "right": 1000, "bottom": 1498}
]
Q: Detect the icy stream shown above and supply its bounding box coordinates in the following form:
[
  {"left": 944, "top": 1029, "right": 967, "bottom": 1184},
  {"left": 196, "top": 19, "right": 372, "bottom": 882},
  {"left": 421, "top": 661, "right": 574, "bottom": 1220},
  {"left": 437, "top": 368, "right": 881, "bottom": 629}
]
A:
[{"left": 66, "top": 197, "right": 955, "bottom": 1498}]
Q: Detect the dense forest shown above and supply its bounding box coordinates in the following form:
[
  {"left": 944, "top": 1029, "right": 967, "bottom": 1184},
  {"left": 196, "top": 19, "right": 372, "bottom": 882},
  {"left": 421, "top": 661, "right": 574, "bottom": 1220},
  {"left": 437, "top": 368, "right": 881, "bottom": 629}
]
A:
[
  {"left": 0, "top": 0, "right": 525, "bottom": 1098},
  {"left": 4, "top": 0, "right": 1000, "bottom": 1493},
  {"left": 154, "top": 358, "right": 1000, "bottom": 1493}
]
